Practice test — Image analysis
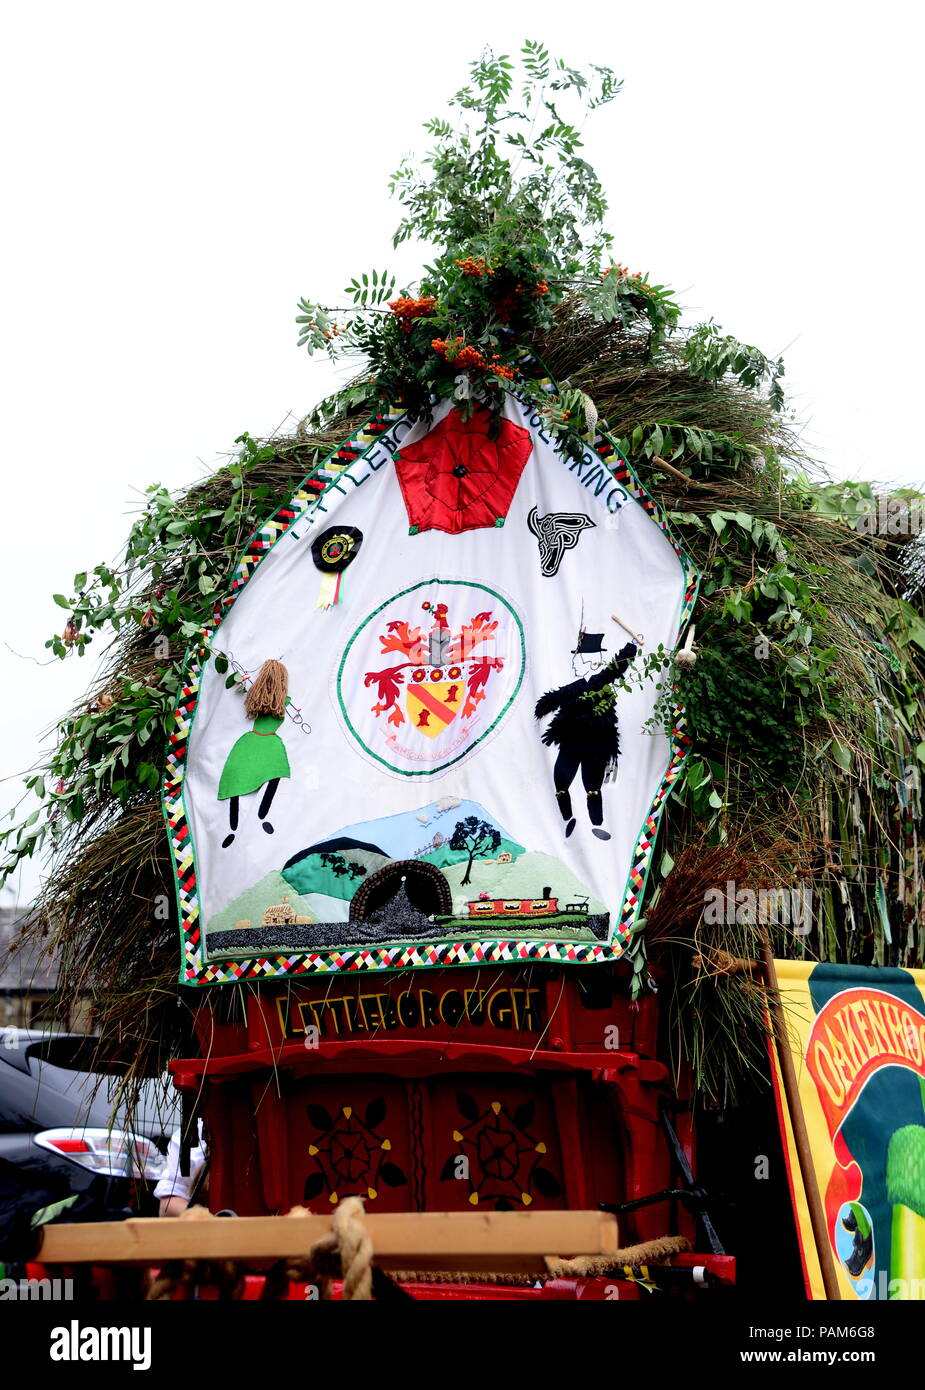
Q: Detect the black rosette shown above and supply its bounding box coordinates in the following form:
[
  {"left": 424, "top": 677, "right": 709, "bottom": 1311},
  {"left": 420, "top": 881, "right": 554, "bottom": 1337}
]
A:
[{"left": 311, "top": 525, "right": 363, "bottom": 572}]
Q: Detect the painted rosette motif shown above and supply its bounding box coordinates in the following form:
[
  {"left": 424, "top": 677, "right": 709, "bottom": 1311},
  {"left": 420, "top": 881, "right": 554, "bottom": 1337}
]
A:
[{"left": 166, "top": 392, "right": 698, "bottom": 983}]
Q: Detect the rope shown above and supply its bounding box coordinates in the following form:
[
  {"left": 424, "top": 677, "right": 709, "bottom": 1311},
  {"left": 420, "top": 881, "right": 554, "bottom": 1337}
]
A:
[
  {"left": 146, "top": 1205, "right": 682, "bottom": 1298},
  {"left": 545, "top": 1233, "right": 691, "bottom": 1277},
  {"left": 307, "top": 1197, "right": 373, "bottom": 1301},
  {"left": 388, "top": 1234, "right": 691, "bottom": 1285},
  {"left": 258, "top": 1199, "right": 375, "bottom": 1300},
  {"left": 146, "top": 1202, "right": 374, "bottom": 1301},
  {"left": 387, "top": 1268, "right": 541, "bottom": 1286},
  {"left": 146, "top": 1207, "right": 247, "bottom": 1302},
  {"left": 146, "top": 1252, "right": 246, "bottom": 1300},
  {"left": 693, "top": 947, "right": 759, "bottom": 977}
]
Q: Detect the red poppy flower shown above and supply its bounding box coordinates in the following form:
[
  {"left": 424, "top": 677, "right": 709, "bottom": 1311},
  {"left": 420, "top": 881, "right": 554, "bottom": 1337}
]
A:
[{"left": 394, "top": 406, "right": 533, "bottom": 535}]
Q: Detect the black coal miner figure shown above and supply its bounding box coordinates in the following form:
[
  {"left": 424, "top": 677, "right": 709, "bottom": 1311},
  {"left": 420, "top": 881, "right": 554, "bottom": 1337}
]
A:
[{"left": 534, "top": 630, "right": 639, "bottom": 841}]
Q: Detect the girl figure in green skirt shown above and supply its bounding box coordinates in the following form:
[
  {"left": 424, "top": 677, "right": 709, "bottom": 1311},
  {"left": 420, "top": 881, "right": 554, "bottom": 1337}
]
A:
[{"left": 218, "top": 659, "right": 291, "bottom": 848}]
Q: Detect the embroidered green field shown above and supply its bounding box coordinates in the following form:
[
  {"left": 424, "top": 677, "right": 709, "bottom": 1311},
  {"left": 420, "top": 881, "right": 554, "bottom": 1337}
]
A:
[
  {"left": 209, "top": 871, "right": 317, "bottom": 934},
  {"left": 281, "top": 846, "right": 389, "bottom": 900}
]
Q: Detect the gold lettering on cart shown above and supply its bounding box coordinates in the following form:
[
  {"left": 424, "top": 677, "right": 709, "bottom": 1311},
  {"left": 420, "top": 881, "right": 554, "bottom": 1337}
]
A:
[{"left": 276, "top": 987, "right": 543, "bottom": 1040}]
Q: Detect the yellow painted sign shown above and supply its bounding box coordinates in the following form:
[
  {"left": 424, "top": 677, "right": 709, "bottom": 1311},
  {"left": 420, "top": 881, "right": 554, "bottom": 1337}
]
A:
[{"left": 771, "top": 960, "right": 925, "bottom": 1300}]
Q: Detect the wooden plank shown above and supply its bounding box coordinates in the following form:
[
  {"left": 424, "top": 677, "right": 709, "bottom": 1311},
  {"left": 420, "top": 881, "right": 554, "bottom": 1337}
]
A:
[{"left": 37, "top": 1209, "right": 619, "bottom": 1272}]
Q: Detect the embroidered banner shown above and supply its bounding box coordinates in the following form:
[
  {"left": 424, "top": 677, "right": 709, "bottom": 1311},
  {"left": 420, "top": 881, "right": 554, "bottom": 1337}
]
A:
[{"left": 166, "top": 394, "right": 696, "bottom": 982}]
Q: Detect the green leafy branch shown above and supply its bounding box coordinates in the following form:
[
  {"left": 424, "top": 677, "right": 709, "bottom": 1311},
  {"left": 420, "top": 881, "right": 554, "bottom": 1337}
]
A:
[
  {"left": 685, "top": 319, "right": 785, "bottom": 411},
  {"left": 621, "top": 420, "right": 761, "bottom": 479},
  {"left": 0, "top": 432, "right": 284, "bottom": 887}
]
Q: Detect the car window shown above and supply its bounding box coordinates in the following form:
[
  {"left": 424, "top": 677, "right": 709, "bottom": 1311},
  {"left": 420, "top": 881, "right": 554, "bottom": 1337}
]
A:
[{"left": 0, "top": 1039, "right": 179, "bottom": 1137}]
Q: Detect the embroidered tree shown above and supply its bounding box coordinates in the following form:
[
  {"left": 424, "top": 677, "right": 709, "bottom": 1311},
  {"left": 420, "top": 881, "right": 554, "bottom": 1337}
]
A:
[
  {"left": 449, "top": 815, "right": 502, "bottom": 886},
  {"left": 319, "top": 852, "right": 367, "bottom": 882}
]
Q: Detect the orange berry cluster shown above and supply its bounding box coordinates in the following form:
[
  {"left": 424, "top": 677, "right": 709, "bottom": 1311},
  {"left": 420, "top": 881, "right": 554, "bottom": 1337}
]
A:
[
  {"left": 431, "top": 337, "right": 516, "bottom": 380},
  {"left": 388, "top": 296, "right": 438, "bottom": 333},
  {"left": 602, "top": 263, "right": 645, "bottom": 284},
  {"left": 304, "top": 318, "right": 342, "bottom": 340},
  {"left": 431, "top": 337, "right": 486, "bottom": 369},
  {"left": 455, "top": 257, "right": 493, "bottom": 277}
]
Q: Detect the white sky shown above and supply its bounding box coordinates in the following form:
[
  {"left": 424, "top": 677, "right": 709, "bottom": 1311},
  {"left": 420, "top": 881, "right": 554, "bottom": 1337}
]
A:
[{"left": 1, "top": 0, "right": 922, "bottom": 905}]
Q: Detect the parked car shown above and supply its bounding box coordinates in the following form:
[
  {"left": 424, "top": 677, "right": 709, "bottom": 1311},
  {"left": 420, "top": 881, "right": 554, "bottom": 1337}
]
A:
[{"left": 0, "top": 1029, "right": 179, "bottom": 1212}]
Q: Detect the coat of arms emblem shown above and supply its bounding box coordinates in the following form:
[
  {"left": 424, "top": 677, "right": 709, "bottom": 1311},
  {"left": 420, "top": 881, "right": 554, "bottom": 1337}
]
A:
[{"left": 336, "top": 580, "right": 525, "bottom": 777}]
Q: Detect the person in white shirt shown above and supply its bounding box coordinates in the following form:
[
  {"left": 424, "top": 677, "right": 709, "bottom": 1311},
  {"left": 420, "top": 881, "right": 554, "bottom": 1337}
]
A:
[{"left": 153, "top": 1122, "right": 207, "bottom": 1217}]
